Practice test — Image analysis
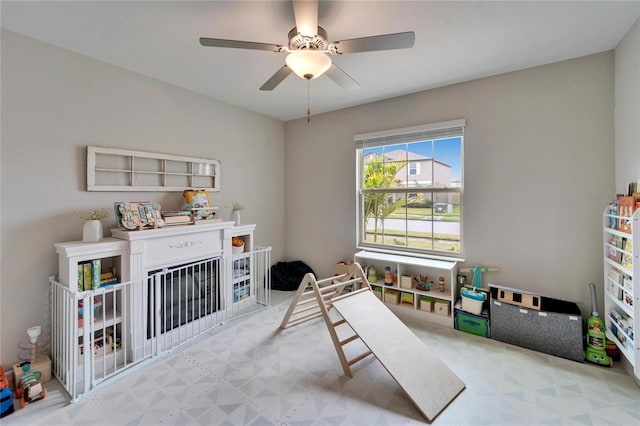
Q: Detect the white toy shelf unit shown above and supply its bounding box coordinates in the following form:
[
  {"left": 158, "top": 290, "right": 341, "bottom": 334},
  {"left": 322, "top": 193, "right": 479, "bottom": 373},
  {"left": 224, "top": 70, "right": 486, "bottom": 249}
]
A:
[{"left": 354, "top": 250, "right": 458, "bottom": 328}]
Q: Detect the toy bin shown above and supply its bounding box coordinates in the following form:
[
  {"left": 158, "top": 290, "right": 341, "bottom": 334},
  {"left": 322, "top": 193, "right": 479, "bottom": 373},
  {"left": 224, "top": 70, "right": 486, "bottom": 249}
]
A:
[
  {"left": 401, "top": 292, "right": 414, "bottom": 306},
  {"left": 434, "top": 300, "right": 450, "bottom": 316},
  {"left": 419, "top": 296, "right": 433, "bottom": 312},
  {"left": 400, "top": 275, "right": 413, "bottom": 289},
  {"left": 384, "top": 289, "right": 400, "bottom": 305},
  {"left": 461, "top": 287, "right": 486, "bottom": 315},
  {"left": 455, "top": 309, "right": 490, "bottom": 337}
]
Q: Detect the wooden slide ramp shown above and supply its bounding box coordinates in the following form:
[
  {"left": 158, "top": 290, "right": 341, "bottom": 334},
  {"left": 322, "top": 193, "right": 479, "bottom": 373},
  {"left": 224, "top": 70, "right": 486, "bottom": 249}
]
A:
[
  {"left": 333, "top": 290, "right": 465, "bottom": 421},
  {"left": 279, "top": 263, "right": 465, "bottom": 421}
]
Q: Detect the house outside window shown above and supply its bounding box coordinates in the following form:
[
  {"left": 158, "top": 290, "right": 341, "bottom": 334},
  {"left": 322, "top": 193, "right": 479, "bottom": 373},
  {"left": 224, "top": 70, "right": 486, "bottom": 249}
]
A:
[{"left": 355, "top": 119, "right": 464, "bottom": 257}]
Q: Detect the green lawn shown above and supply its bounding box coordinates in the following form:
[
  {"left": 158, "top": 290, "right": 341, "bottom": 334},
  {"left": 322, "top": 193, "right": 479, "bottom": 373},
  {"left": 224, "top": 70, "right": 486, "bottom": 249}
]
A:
[{"left": 364, "top": 231, "right": 460, "bottom": 253}]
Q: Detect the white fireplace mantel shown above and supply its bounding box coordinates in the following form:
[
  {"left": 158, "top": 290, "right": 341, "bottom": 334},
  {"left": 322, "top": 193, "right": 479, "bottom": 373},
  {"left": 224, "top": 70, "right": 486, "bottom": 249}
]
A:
[{"left": 110, "top": 221, "right": 251, "bottom": 275}]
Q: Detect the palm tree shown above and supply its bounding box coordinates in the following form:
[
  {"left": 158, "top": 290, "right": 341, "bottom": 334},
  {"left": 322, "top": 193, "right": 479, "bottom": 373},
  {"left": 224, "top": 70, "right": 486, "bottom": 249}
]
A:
[{"left": 362, "top": 154, "right": 407, "bottom": 242}]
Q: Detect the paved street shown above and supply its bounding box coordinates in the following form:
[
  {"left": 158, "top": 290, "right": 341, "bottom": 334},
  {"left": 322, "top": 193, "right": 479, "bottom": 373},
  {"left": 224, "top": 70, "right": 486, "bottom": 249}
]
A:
[{"left": 368, "top": 217, "right": 460, "bottom": 235}]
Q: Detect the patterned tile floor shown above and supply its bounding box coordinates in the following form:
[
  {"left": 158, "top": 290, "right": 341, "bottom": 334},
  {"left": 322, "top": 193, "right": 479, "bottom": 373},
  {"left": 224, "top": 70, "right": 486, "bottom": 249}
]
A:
[{"left": 5, "top": 290, "right": 640, "bottom": 425}]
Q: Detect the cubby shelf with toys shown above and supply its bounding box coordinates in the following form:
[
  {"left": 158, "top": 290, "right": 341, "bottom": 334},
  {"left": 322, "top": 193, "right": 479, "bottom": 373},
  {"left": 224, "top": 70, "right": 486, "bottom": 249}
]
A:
[{"left": 354, "top": 250, "right": 458, "bottom": 328}]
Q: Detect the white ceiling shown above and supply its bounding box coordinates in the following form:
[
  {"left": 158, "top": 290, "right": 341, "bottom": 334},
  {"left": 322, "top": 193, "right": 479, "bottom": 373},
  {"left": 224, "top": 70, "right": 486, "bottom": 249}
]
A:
[{"left": 2, "top": 1, "right": 639, "bottom": 122}]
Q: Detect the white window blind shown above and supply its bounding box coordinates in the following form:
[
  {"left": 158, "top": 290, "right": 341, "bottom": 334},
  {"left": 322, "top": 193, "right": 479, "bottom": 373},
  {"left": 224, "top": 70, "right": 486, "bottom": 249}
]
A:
[{"left": 354, "top": 119, "right": 465, "bottom": 148}]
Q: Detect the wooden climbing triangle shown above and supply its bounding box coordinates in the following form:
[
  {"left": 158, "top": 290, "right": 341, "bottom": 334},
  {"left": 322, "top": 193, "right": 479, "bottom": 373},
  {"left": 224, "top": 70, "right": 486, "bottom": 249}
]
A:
[
  {"left": 279, "top": 262, "right": 465, "bottom": 421},
  {"left": 279, "top": 262, "right": 372, "bottom": 378}
]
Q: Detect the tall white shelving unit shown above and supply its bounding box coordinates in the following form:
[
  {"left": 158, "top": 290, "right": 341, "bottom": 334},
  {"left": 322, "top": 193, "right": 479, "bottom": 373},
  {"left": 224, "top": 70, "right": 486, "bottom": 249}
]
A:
[{"left": 603, "top": 207, "right": 639, "bottom": 381}]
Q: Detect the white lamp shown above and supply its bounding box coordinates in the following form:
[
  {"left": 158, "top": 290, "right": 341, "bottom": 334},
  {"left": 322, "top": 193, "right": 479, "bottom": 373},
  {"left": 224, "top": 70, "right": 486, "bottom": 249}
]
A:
[
  {"left": 285, "top": 50, "right": 332, "bottom": 80},
  {"left": 27, "top": 326, "right": 41, "bottom": 344},
  {"left": 27, "top": 326, "right": 42, "bottom": 362}
]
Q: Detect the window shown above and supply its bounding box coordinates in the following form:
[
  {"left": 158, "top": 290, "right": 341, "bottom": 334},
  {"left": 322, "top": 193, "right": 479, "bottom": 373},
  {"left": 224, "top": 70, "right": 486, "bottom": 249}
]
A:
[{"left": 355, "top": 119, "right": 464, "bottom": 257}]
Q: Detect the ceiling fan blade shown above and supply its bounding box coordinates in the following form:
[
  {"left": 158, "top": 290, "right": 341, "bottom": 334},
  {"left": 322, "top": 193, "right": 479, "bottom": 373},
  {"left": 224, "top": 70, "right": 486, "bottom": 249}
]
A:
[
  {"left": 259, "top": 65, "right": 293, "bottom": 91},
  {"left": 199, "top": 37, "right": 283, "bottom": 52},
  {"left": 292, "top": 0, "right": 318, "bottom": 37},
  {"left": 325, "top": 63, "right": 359, "bottom": 90},
  {"left": 331, "top": 31, "right": 415, "bottom": 54}
]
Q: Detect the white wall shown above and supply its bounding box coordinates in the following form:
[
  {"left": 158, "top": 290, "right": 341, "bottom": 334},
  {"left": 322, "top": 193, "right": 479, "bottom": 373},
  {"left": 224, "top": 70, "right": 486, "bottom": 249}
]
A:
[
  {"left": 285, "top": 52, "right": 614, "bottom": 313},
  {"left": 615, "top": 17, "right": 640, "bottom": 194},
  {"left": 0, "top": 31, "right": 285, "bottom": 368}
]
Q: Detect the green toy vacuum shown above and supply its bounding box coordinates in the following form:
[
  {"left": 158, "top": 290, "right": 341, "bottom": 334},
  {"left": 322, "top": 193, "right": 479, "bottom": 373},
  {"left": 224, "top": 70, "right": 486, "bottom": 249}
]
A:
[{"left": 585, "top": 282, "right": 613, "bottom": 367}]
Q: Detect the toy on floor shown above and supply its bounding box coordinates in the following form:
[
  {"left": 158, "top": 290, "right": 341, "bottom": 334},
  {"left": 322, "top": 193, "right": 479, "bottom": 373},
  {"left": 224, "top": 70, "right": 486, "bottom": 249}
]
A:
[
  {"left": 0, "top": 366, "right": 14, "bottom": 418},
  {"left": 16, "top": 370, "right": 47, "bottom": 408},
  {"left": 585, "top": 282, "right": 613, "bottom": 367},
  {"left": 13, "top": 326, "right": 49, "bottom": 407}
]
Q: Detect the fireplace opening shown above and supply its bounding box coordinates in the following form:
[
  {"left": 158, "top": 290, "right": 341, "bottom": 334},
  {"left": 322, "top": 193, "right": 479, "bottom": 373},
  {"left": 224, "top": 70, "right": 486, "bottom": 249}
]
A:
[{"left": 147, "top": 257, "right": 220, "bottom": 339}]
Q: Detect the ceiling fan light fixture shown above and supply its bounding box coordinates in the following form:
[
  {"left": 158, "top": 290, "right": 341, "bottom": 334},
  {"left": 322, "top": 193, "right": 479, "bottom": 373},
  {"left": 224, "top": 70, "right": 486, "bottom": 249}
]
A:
[{"left": 285, "top": 50, "right": 331, "bottom": 80}]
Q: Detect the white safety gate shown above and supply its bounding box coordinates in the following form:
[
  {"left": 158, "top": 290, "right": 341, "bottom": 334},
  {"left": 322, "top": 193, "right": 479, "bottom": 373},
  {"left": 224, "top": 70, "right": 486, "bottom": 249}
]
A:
[{"left": 50, "top": 247, "right": 271, "bottom": 400}]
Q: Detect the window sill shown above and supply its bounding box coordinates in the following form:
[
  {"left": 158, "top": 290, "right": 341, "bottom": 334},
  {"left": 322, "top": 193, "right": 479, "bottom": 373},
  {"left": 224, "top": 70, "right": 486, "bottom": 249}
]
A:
[{"left": 356, "top": 245, "right": 465, "bottom": 263}]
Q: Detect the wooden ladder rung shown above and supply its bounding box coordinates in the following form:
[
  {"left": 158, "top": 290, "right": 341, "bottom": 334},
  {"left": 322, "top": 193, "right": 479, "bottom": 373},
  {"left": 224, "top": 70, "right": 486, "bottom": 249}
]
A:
[
  {"left": 347, "top": 350, "right": 372, "bottom": 366},
  {"left": 330, "top": 287, "right": 370, "bottom": 303},
  {"left": 292, "top": 303, "right": 322, "bottom": 316},
  {"left": 339, "top": 334, "right": 359, "bottom": 346},
  {"left": 296, "top": 294, "right": 318, "bottom": 304},
  {"left": 317, "top": 277, "right": 361, "bottom": 293},
  {"left": 332, "top": 319, "right": 347, "bottom": 327},
  {"left": 286, "top": 310, "right": 322, "bottom": 325}
]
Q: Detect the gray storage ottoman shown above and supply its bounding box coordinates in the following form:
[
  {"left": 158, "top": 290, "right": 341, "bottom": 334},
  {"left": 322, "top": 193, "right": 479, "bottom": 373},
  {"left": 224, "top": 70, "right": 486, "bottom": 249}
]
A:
[{"left": 489, "top": 284, "right": 584, "bottom": 362}]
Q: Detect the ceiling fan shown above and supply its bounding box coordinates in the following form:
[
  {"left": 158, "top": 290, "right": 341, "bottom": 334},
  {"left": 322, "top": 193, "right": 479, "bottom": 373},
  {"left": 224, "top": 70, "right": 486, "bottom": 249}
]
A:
[{"left": 199, "top": 0, "right": 415, "bottom": 91}]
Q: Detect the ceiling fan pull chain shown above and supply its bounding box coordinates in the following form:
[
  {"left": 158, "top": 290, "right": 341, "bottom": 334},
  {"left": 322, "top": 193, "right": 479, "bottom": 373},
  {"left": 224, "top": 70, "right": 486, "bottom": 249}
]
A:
[{"left": 307, "top": 79, "right": 311, "bottom": 123}]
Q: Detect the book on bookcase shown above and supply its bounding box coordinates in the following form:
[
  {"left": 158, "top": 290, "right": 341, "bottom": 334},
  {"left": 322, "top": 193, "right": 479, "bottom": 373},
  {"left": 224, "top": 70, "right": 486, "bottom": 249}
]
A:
[
  {"left": 607, "top": 246, "right": 621, "bottom": 263},
  {"left": 99, "top": 271, "right": 120, "bottom": 287},
  {"left": 610, "top": 235, "right": 623, "bottom": 248},
  {"left": 82, "top": 262, "right": 92, "bottom": 292},
  {"left": 621, "top": 237, "right": 633, "bottom": 271},
  {"left": 618, "top": 196, "right": 635, "bottom": 233},
  {"left": 607, "top": 200, "right": 619, "bottom": 229},
  {"left": 91, "top": 259, "right": 101, "bottom": 290},
  {"left": 78, "top": 264, "right": 84, "bottom": 292}
]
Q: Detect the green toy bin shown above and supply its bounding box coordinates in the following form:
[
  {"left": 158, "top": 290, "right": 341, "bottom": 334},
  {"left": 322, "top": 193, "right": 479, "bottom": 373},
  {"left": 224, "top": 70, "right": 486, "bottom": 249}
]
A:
[{"left": 455, "top": 309, "right": 489, "bottom": 338}]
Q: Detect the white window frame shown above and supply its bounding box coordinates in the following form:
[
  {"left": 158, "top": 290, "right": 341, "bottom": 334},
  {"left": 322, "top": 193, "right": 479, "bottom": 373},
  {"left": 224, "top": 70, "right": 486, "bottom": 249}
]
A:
[
  {"left": 354, "top": 119, "right": 465, "bottom": 258},
  {"left": 409, "top": 162, "right": 420, "bottom": 176}
]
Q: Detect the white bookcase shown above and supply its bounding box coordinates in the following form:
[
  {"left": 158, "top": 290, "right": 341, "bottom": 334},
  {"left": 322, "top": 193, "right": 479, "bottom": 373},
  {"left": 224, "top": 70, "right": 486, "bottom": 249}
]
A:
[
  {"left": 603, "top": 207, "right": 639, "bottom": 380},
  {"left": 53, "top": 239, "right": 131, "bottom": 393},
  {"left": 354, "top": 250, "right": 458, "bottom": 328},
  {"left": 231, "top": 225, "right": 255, "bottom": 304}
]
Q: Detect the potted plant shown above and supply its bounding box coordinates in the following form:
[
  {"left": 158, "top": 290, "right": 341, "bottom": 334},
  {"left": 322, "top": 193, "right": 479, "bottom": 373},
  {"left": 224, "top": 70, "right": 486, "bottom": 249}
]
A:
[
  {"left": 230, "top": 202, "right": 245, "bottom": 226},
  {"left": 76, "top": 208, "right": 110, "bottom": 242}
]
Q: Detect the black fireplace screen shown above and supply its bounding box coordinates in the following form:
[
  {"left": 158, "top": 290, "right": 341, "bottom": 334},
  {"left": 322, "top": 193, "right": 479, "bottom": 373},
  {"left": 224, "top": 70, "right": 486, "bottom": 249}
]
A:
[{"left": 147, "top": 257, "right": 220, "bottom": 338}]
